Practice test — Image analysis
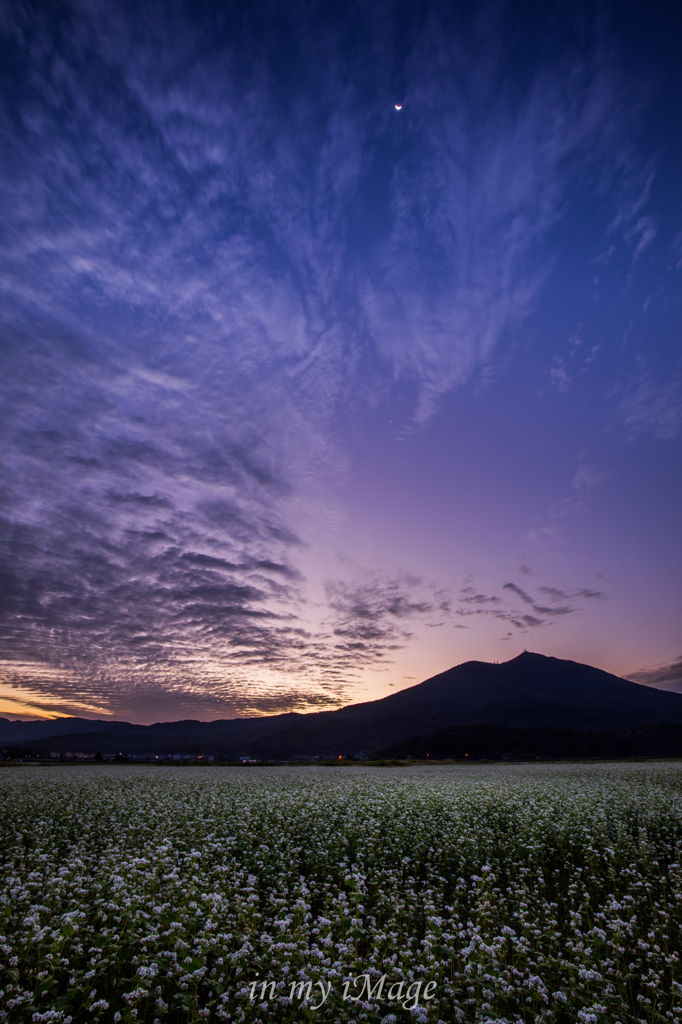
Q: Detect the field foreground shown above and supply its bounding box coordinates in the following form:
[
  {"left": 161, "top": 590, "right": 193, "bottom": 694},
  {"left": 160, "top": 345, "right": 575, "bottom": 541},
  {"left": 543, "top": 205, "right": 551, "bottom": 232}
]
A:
[{"left": 1, "top": 764, "right": 682, "bottom": 1024}]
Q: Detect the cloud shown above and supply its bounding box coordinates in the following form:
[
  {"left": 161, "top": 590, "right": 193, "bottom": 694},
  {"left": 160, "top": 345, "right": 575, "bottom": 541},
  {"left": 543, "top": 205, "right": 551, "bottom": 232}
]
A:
[
  {"left": 1, "top": 2, "right": 645, "bottom": 413},
  {"left": 523, "top": 524, "right": 561, "bottom": 544},
  {"left": 628, "top": 216, "right": 657, "bottom": 261},
  {"left": 325, "top": 572, "right": 450, "bottom": 651},
  {"left": 545, "top": 336, "right": 604, "bottom": 395},
  {"left": 609, "top": 373, "right": 682, "bottom": 440},
  {"left": 530, "top": 605, "right": 573, "bottom": 617},
  {"left": 501, "top": 581, "right": 574, "bottom": 619},
  {"left": 628, "top": 656, "right": 682, "bottom": 693},
  {"left": 548, "top": 356, "right": 571, "bottom": 392},
  {"left": 515, "top": 615, "right": 544, "bottom": 628},
  {"left": 459, "top": 587, "right": 502, "bottom": 605},
  {"left": 0, "top": 555, "right": 452, "bottom": 718},
  {"left": 501, "top": 583, "right": 534, "bottom": 605},
  {"left": 549, "top": 455, "right": 607, "bottom": 518},
  {"left": 572, "top": 461, "right": 606, "bottom": 495},
  {"left": 455, "top": 576, "right": 607, "bottom": 633},
  {"left": 537, "top": 586, "right": 568, "bottom": 600},
  {"left": 0, "top": 0, "right": 648, "bottom": 715},
  {"left": 537, "top": 585, "right": 606, "bottom": 602},
  {"left": 574, "top": 588, "right": 607, "bottom": 601},
  {"left": 358, "top": 12, "right": 647, "bottom": 418}
]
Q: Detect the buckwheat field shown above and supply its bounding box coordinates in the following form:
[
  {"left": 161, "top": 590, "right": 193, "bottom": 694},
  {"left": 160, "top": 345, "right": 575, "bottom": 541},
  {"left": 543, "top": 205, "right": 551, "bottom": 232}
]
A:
[{"left": 2, "top": 764, "right": 682, "bottom": 1024}]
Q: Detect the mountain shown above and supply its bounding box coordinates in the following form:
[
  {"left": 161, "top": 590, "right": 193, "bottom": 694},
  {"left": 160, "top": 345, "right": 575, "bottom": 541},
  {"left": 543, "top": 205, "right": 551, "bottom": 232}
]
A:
[
  {"left": 241, "top": 652, "right": 682, "bottom": 757},
  {"left": 0, "top": 717, "right": 134, "bottom": 742},
  {"left": 0, "top": 713, "right": 303, "bottom": 747},
  {"left": 3, "top": 653, "right": 682, "bottom": 758}
]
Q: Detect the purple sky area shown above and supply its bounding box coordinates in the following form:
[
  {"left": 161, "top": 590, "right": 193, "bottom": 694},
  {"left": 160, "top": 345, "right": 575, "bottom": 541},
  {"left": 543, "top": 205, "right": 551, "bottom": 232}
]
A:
[{"left": 1, "top": 0, "right": 681, "bottom": 723}]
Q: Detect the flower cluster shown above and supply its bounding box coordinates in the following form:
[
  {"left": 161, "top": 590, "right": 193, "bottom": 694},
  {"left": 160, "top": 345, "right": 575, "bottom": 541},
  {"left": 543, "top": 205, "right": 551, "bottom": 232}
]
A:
[{"left": 1, "top": 763, "right": 682, "bottom": 1023}]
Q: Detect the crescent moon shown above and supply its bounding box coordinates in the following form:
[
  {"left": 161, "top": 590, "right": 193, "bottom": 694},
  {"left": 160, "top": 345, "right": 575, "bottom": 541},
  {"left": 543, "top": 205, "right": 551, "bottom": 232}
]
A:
[{"left": 395, "top": 104, "right": 402, "bottom": 110}]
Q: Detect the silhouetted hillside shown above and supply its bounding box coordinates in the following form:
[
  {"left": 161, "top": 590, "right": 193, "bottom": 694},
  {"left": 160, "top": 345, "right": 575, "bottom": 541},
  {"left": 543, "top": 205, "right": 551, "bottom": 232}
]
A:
[
  {"left": 374, "top": 722, "right": 682, "bottom": 760},
  {"left": 4, "top": 653, "right": 682, "bottom": 758},
  {"left": 0, "top": 713, "right": 304, "bottom": 749},
  {"left": 243, "top": 652, "right": 682, "bottom": 757}
]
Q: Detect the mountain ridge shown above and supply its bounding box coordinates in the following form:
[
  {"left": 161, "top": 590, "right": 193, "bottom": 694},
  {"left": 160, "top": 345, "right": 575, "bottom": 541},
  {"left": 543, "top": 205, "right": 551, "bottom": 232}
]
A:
[{"left": 3, "top": 652, "right": 682, "bottom": 757}]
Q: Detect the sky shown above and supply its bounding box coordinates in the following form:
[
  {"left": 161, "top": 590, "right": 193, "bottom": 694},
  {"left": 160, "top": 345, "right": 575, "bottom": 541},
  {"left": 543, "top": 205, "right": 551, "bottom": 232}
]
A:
[{"left": 0, "top": 0, "right": 680, "bottom": 723}]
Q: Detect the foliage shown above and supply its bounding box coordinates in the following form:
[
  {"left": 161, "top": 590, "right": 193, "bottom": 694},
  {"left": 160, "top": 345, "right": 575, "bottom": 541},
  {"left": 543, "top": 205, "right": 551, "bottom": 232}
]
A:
[{"left": 1, "top": 764, "right": 682, "bottom": 1024}]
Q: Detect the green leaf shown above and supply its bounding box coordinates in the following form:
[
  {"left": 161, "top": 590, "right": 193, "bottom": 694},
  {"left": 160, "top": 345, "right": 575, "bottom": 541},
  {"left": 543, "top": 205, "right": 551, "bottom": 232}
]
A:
[{"left": 36, "top": 979, "right": 58, "bottom": 995}]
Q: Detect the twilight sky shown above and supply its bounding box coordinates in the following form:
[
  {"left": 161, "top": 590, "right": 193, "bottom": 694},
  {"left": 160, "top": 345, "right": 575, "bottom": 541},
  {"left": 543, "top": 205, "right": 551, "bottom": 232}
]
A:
[{"left": 1, "top": 0, "right": 680, "bottom": 722}]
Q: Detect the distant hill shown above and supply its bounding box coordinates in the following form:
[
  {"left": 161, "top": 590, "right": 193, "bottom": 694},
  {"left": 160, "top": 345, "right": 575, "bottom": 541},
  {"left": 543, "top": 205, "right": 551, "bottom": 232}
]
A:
[
  {"left": 374, "top": 722, "right": 682, "bottom": 761},
  {"left": 240, "top": 652, "right": 682, "bottom": 757},
  {"left": 3, "top": 652, "right": 682, "bottom": 759},
  {"left": 0, "top": 713, "right": 303, "bottom": 748}
]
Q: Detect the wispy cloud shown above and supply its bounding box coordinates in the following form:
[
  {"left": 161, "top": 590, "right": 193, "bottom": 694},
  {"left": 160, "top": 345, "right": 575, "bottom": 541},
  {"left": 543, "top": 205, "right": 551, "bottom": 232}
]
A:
[
  {"left": 360, "top": 13, "right": 647, "bottom": 418},
  {"left": 501, "top": 583, "right": 535, "bottom": 606},
  {"left": 538, "top": 586, "right": 606, "bottom": 602},
  {"left": 455, "top": 577, "right": 606, "bottom": 635},
  {"left": 549, "top": 455, "right": 607, "bottom": 518},
  {"left": 325, "top": 572, "right": 451, "bottom": 655},
  {"left": 459, "top": 586, "right": 502, "bottom": 606},
  {"left": 609, "top": 372, "right": 682, "bottom": 440},
  {"left": 0, "top": 0, "right": 650, "bottom": 715},
  {"left": 548, "top": 356, "right": 571, "bottom": 393},
  {"left": 629, "top": 656, "right": 682, "bottom": 693}
]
